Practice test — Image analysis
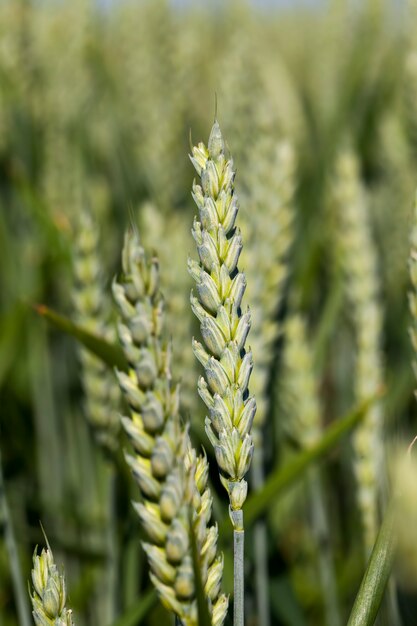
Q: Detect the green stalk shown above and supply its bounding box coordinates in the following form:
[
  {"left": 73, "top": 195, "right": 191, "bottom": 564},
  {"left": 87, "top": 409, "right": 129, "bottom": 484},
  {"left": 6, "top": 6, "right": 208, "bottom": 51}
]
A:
[
  {"left": 232, "top": 511, "right": 244, "bottom": 626},
  {"left": 0, "top": 447, "right": 31, "bottom": 626}
]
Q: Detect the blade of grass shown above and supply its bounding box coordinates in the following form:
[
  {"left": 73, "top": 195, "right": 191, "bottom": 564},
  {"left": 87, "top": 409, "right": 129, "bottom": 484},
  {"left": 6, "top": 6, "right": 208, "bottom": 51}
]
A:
[
  {"left": 347, "top": 502, "right": 396, "bottom": 626},
  {"left": 235, "top": 395, "right": 378, "bottom": 531},
  {"left": 34, "top": 304, "right": 128, "bottom": 371}
]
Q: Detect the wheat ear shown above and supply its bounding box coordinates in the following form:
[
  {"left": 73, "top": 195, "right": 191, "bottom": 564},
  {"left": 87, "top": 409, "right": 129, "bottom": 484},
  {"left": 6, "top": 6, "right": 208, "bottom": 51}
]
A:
[
  {"left": 30, "top": 539, "right": 74, "bottom": 626},
  {"left": 333, "top": 152, "right": 384, "bottom": 556},
  {"left": 189, "top": 121, "right": 255, "bottom": 626},
  {"left": 73, "top": 209, "right": 120, "bottom": 452},
  {"left": 113, "top": 231, "right": 228, "bottom": 626}
]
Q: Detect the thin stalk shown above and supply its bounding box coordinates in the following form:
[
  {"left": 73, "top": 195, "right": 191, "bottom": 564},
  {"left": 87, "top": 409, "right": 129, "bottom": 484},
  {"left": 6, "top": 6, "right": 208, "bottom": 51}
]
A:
[
  {"left": 251, "top": 434, "right": 270, "bottom": 626},
  {"left": 233, "top": 510, "right": 244, "bottom": 626},
  {"left": 0, "top": 447, "right": 31, "bottom": 626},
  {"left": 307, "top": 468, "right": 341, "bottom": 626}
]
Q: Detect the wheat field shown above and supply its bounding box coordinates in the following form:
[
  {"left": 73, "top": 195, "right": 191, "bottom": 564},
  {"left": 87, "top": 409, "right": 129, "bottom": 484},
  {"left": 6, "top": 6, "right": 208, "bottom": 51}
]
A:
[{"left": 1, "top": 1, "right": 417, "bottom": 625}]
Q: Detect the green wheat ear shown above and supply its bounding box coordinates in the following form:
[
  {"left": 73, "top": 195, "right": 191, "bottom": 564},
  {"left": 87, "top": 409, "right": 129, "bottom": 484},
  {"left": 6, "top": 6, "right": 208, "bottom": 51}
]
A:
[
  {"left": 189, "top": 121, "right": 255, "bottom": 520},
  {"left": 30, "top": 536, "right": 74, "bottom": 626},
  {"left": 73, "top": 209, "right": 120, "bottom": 453},
  {"left": 113, "top": 230, "right": 228, "bottom": 626},
  {"left": 333, "top": 151, "right": 384, "bottom": 556}
]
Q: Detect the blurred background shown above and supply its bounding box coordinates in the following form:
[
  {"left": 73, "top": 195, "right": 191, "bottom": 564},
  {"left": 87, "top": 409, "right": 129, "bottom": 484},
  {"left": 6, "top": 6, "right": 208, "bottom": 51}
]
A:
[{"left": 1, "top": 0, "right": 417, "bottom": 625}]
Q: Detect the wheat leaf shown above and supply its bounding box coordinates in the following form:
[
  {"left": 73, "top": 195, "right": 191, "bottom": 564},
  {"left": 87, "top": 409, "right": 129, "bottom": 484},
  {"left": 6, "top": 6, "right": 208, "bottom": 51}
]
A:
[
  {"left": 346, "top": 502, "right": 396, "bottom": 626},
  {"left": 34, "top": 305, "right": 128, "bottom": 371}
]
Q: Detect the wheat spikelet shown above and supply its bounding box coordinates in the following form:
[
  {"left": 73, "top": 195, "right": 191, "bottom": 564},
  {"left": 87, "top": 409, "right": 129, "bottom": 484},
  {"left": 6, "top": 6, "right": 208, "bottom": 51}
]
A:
[
  {"left": 73, "top": 209, "right": 120, "bottom": 452},
  {"left": 333, "top": 151, "right": 384, "bottom": 555},
  {"left": 189, "top": 121, "right": 255, "bottom": 519},
  {"left": 30, "top": 539, "right": 74, "bottom": 626},
  {"left": 113, "top": 230, "right": 228, "bottom": 626}
]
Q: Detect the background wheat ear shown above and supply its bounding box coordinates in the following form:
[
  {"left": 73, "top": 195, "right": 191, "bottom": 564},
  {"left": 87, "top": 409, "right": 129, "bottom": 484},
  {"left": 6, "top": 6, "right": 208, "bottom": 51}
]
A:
[
  {"left": 30, "top": 534, "right": 74, "bottom": 626},
  {"left": 72, "top": 208, "right": 121, "bottom": 453},
  {"left": 332, "top": 151, "right": 385, "bottom": 557},
  {"left": 113, "top": 229, "right": 228, "bottom": 626}
]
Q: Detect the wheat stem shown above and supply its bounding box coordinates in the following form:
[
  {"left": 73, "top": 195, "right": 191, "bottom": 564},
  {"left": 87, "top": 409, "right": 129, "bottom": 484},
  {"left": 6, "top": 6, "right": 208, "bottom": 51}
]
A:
[{"left": 232, "top": 513, "right": 244, "bottom": 626}]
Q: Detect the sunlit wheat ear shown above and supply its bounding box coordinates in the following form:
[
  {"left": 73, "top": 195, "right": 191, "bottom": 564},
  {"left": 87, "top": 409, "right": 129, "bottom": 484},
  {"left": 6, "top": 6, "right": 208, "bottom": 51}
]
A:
[
  {"left": 113, "top": 231, "right": 228, "bottom": 626},
  {"left": 333, "top": 151, "right": 384, "bottom": 556},
  {"left": 73, "top": 209, "right": 120, "bottom": 452},
  {"left": 189, "top": 121, "right": 255, "bottom": 519},
  {"left": 30, "top": 539, "right": 74, "bottom": 626}
]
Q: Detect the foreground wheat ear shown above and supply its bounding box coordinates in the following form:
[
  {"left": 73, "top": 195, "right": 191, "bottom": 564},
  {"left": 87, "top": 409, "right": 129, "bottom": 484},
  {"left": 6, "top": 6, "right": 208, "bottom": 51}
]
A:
[
  {"left": 30, "top": 539, "right": 74, "bottom": 626},
  {"left": 113, "top": 231, "right": 228, "bottom": 626},
  {"left": 189, "top": 121, "right": 255, "bottom": 626}
]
